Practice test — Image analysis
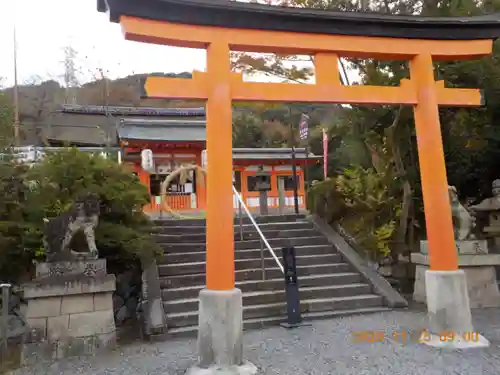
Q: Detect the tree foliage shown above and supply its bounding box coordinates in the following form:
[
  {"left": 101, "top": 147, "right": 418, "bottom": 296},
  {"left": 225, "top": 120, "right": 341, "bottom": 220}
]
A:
[
  {"left": 309, "top": 166, "right": 400, "bottom": 260},
  {"left": 0, "top": 159, "right": 33, "bottom": 282},
  {"left": 0, "top": 92, "right": 14, "bottom": 149},
  {"left": 236, "top": 0, "right": 500, "bottom": 261},
  {"left": 0, "top": 149, "right": 161, "bottom": 282}
]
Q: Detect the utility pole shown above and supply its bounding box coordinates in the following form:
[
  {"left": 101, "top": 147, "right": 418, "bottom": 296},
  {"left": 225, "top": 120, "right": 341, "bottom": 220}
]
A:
[
  {"left": 98, "top": 67, "right": 112, "bottom": 152},
  {"left": 13, "top": 23, "right": 20, "bottom": 146},
  {"left": 288, "top": 107, "right": 299, "bottom": 215},
  {"left": 98, "top": 67, "right": 110, "bottom": 107},
  {"left": 63, "top": 45, "right": 79, "bottom": 104}
]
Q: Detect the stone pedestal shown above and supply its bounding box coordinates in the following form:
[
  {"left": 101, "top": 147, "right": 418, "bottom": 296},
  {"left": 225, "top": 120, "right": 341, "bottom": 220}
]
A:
[
  {"left": 141, "top": 259, "right": 167, "bottom": 336},
  {"left": 185, "top": 288, "right": 257, "bottom": 375},
  {"left": 21, "top": 259, "right": 116, "bottom": 364},
  {"left": 412, "top": 251, "right": 500, "bottom": 308},
  {"left": 420, "top": 239, "right": 488, "bottom": 255}
]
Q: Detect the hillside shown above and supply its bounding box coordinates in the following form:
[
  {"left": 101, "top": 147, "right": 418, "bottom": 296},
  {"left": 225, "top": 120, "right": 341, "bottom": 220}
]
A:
[
  {"left": 1, "top": 72, "right": 201, "bottom": 146},
  {"left": 1, "top": 72, "right": 338, "bottom": 150}
]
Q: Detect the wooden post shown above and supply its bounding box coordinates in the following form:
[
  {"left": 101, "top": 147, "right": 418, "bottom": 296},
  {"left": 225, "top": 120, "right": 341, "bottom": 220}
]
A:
[
  {"left": 410, "top": 54, "right": 457, "bottom": 271},
  {"left": 278, "top": 176, "right": 285, "bottom": 215},
  {"left": 205, "top": 41, "right": 235, "bottom": 290},
  {"left": 259, "top": 189, "right": 269, "bottom": 215}
]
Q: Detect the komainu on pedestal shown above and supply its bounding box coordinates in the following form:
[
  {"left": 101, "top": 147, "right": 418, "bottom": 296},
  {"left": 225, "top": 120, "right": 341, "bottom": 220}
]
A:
[
  {"left": 21, "top": 192, "right": 117, "bottom": 365},
  {"left": 43, "top": 192, "right": 100, "bottom": 262},
  {"left": 413, "top": 185, "right": 500, "bottom": 308}
]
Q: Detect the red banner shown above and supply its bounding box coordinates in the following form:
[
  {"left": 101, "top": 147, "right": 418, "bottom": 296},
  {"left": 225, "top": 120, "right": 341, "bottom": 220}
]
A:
[{"left": 322, "top": 129, "right": 328, "bottom": 179}]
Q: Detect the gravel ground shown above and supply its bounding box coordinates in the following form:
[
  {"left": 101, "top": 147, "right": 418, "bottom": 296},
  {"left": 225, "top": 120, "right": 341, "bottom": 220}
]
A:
[{"left": 8, "top": 307, "right": 500, "bottom": 375}]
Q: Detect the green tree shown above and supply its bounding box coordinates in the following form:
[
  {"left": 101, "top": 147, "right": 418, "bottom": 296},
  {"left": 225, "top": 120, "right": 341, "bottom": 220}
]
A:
[
  {"left": 0, "top": 148, "right": 162, "bottom": 279},
  {"left": 25, "top": 149, "right": 161, "bottom": 265},
  {"left": 0, "top": 88, "right": 24, "bottom": 282},
  {"left": 0, "top": 160, "right": 33, "bottom": 282},
  {"left": 0, "top": 92, "right": 14, "bottom": 149},
  {"left": 233, "top": 111, "right": 265, "bottom": 147}
]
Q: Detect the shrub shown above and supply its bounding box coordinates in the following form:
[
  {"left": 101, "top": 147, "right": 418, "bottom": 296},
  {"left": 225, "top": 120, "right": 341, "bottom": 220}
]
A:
[
  {"left": 308, "top": 166, "right": 400, "bottom": 261},
  {"left": 0, "top": 148, "right": 161, "bottom": 282},
  {"left": 307, "top": 178, "right": 347, "bottom": 224}
]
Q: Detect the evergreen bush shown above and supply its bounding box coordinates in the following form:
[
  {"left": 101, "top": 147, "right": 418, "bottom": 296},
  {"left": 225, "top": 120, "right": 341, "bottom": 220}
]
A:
[{"left": 0, "top": 148, "right": 161, "bottom": 282}]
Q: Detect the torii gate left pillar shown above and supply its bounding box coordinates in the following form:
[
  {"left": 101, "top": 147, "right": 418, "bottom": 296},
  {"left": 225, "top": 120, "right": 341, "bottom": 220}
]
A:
[{"left": 98, "top": 1, "right": 500, "bottom": 371}]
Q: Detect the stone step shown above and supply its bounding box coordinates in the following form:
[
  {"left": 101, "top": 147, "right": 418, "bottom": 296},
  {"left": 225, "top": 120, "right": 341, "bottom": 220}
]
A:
[
  {"left": 160, "top": 244, "right": 334, "bottom": 264},
  {"left": 165, "top": 294, "right": 384, "bottom": 328},
  {"left": 151, "top": 221, "right": 313, "bottom": 234},
  {"left": 161, "top": 272, "right": 364, "bottom": 300},
  {"left": 153, "top": 214, "right": 306, "bottom": 227},
  {"left": 160, "top": 236, "right": 329, "bottom": 252},
  {"left": 152, "top": 228, "right": 320, "bottom": 243},
  {"left": 159, "top": 306, "right": 391, "bottom": 339},
  {"left": 159, "top": 263, "right": 352, "bottom": 287},
  {"left": 146, "top": 213, "right": 396, "bottom": 342},
  {"left": 163, "top": 283, "right": 373, "bottom": 314},
  {"left": 158, "top": 253, "right": 341, "bottom": 276}
]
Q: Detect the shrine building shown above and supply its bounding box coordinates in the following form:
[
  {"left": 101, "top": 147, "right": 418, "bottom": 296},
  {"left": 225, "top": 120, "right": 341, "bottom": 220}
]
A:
[{"left": 48, "top": 104, "right": 320, "bottom": 212}]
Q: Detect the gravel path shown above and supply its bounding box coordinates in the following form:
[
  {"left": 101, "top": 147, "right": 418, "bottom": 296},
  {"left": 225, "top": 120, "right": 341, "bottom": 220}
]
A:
[{"left": 9, "top": 307, "right": 500, "bottom": 375}]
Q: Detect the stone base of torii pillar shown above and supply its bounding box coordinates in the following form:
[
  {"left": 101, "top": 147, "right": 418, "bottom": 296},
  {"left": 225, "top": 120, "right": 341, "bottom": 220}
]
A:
[
  {"left": 421, "top": 270, "right": 490, "bottom": 349},
  {"left": 185, "top": 289, "right": 258, "bottom": 375}
]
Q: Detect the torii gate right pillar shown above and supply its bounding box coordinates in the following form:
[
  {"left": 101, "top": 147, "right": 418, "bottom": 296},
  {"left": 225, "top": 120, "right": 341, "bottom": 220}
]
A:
[{"left": 409, "top": 54, "right": 489, "bottom": 348}]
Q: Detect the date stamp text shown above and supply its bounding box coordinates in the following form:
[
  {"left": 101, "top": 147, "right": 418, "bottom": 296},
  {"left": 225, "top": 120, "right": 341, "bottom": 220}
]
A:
[{"left": 351, "top": 330, "right": 481, "bottom": 344}]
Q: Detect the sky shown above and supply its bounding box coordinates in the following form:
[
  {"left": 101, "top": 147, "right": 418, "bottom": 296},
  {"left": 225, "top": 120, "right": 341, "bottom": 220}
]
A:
[
  {"left": 0, "top": 0, "right": 356, "bottom": 88},
  {"left": 0, "top": 0, "right": 207, "bottom": 87}
]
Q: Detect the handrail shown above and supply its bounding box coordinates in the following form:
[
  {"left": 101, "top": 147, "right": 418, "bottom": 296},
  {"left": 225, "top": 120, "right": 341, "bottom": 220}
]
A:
[{"left": 232, "top": 186, "right": 284, "bottom": 274}]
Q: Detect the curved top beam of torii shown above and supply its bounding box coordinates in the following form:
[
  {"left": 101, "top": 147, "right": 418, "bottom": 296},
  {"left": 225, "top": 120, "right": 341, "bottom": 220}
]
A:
[{"left": 97, "top": 0, "right": 500, "bottom": 40}]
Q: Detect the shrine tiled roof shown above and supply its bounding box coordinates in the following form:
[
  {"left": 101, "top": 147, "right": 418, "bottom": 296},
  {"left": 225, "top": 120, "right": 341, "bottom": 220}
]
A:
[
  {"left": 117, "top": 118, "right": 206, "bottom": 142},
  {"left": 47, "top": 105, "right": 206, "bottom": 146},
  {"left": 48, "top": 111, "right": 119, "bottom": 146},
  {"left": 98, "top": 0, "right": 500, "bottom": 40},
  {"left": 57, "top": 104, "right": 205, "bottom": 117},
  {"left": 232, "top": 148, "right": 320, "bottom": 161}
]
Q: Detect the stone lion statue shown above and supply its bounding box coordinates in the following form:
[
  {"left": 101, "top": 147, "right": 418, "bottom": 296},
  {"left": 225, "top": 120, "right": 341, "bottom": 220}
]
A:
[
  {"left": 449, "top": 185, "right": 475, "bottom": 240},
  {"left": 43, "top": 192, "right": 100, "bottom": 262}
]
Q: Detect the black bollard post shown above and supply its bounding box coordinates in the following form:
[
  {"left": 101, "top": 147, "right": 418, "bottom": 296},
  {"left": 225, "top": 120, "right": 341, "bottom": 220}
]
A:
[{"left": 280, "top": 246, "right": 310, "bottom": 328}]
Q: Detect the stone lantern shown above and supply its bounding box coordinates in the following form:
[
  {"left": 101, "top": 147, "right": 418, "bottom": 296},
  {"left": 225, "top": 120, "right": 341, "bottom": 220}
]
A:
[{"left": 255, "top": 166, "right": 271, "bottom": 215}]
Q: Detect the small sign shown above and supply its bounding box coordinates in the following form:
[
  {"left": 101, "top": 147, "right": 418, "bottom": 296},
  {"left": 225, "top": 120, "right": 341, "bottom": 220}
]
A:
[
  {"left": 141, "top": 149, "right": 154, "bottom": 172},
  {"left": 299, "top": 114, "right": 310, "bottom": 140},
  {"left": 157, "top": 163, "right": 172, "bottom": 174}
]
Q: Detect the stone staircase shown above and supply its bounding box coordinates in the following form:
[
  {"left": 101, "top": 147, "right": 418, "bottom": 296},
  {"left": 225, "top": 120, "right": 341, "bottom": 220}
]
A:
[{"left": 151, "top": 214, "right": 392, "bottom": 337}]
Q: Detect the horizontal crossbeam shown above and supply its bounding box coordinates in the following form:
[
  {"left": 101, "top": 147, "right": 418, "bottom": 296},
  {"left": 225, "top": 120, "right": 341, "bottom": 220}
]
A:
[{"left": 141, "top": 75, "right": 483, "bottom": 107}]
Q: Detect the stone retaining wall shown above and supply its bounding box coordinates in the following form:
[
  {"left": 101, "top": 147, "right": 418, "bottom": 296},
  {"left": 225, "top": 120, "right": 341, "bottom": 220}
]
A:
[{"left": 21, "top": 259, "right": 117, "bottom": 364}]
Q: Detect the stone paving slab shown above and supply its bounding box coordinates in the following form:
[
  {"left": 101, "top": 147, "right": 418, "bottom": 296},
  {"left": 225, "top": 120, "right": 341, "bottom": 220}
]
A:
[{"left": 8, "top": 308, "right": 500, "bottom": 375}]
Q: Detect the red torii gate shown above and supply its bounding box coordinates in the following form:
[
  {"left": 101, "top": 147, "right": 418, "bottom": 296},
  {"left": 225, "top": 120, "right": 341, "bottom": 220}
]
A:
[{"left": 99, "top": 0, "right": 500, "bottom": 372}]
